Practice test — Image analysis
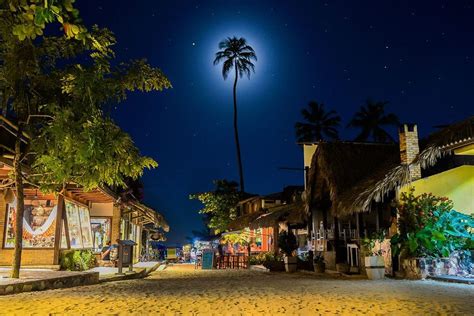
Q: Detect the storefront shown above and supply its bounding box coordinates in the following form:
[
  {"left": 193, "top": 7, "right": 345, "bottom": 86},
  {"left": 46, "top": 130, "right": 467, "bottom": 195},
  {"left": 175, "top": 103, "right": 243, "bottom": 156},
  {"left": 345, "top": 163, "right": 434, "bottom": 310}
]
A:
[
  {"left": 0, "top": 193, "right": 92, "bottom": 266},
  {"left": 0, "top": 118, "right": 168, "bottom": 267}
]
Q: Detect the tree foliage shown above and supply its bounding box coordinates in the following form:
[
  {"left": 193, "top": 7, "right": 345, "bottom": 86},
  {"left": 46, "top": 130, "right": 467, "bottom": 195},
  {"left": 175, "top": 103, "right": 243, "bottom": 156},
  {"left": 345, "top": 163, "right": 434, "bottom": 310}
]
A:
[
  {"left": 348, "top": 99, "right": 399, "bottom": 143},
  {"left": 213, "top": 36, "right": 256, "bottom": 80},
  {"left": 391, "top": 188, "right": 474, "bottom": 258},
  {"left": 1, "top": 14, "right": 170, "bottom": 192},
  {"left": 6, "top": 0, "right": 87, "bottom": 41},
  {"left": 0, "top": 0, "right": 171, "bottom": 277},
  {"left": 295, "top": 101, "right": 341, "bottom": 142},
  {"left": 190, "top": 180, "right": 240, "bottom": 234}
]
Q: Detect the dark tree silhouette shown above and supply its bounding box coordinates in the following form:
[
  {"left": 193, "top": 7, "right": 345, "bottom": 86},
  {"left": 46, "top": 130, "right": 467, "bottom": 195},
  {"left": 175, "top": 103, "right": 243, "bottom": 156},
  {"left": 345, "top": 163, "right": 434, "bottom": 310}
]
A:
[
  {"left": 348, "top": 99, "right": 399, "bottom": 143},
  {"left": 213, "top": 37, "right": 257, "bottom": 192},
  {"left": 295, "top": 101, "right": 341, "bottom": 142}
]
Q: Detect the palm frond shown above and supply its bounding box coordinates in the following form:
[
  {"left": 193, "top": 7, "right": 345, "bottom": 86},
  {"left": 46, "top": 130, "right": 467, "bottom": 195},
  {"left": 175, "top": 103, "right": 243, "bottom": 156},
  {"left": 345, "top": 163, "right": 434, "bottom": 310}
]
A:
[{"left": 213, "top": 37, "right": 257, "bottom": 80}]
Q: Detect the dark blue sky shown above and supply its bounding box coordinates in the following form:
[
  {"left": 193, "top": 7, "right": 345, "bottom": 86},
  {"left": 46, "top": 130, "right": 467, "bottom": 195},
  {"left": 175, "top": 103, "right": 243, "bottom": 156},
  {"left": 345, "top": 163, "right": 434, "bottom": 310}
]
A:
[{"left": 79, "top": 1, "right": 474, "bottom": 244}]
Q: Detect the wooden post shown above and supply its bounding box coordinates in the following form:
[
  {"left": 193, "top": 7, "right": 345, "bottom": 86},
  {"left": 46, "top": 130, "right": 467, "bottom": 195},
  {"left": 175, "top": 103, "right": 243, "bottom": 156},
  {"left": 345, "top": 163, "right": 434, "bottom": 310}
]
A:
[
  {"left": 273, "top": 224, "right": 279, "bottom": 254},
  {"left": 53, "top": 195, "right": 65, "bottom": 265},
  {"left": 356, "top": 213, "right": 361, "bottom": 240},
  {"left": 63, "top": 199, "right": 71, "bottom": 249},
  {"left": 376, "top": 207, "right": 380, "bottom": 232}
]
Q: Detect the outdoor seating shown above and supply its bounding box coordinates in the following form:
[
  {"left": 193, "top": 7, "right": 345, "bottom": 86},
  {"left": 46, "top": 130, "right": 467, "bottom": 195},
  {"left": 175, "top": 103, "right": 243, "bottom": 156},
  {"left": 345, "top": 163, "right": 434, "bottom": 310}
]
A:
[{"left": 215, "top": 254, "right": 248, "bottom": 269}]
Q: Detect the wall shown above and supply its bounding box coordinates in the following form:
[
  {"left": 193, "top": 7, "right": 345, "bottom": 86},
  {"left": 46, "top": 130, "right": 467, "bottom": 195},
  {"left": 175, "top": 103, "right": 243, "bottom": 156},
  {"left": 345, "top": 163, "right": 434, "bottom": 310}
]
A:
[
  {"left": 90, "top": 202, "right": 114, "bottom": 217},
  {"left": 0, "top": 192, "right": 55, "bottom": 266},
  {"left": 111, "top": 205, "right": 121, "bottom": 242},
  {"left": 303, "top": 144, "right": 317, "bottom": 168},
  {"left": 399, "top": 165, "right": 474, "bottom": 215}
]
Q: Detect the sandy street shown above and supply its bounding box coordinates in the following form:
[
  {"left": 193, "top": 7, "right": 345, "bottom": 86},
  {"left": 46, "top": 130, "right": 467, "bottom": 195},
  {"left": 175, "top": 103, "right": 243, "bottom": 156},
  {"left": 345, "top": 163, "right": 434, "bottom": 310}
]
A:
[{"left": 0, "top": 264, "right": 473, "bottom": 315}]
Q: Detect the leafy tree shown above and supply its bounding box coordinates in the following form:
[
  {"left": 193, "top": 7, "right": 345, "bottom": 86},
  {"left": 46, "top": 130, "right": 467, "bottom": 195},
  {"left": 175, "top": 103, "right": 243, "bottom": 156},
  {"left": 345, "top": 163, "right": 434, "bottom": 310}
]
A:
[
  {"left": 7, "top": 0, "right": 87, "bottom": 41},
  {"left": 190, "top": 180, "right": 240, "bottom": 234},
  {"left": 213, "top": 37, "right": 257, "bottom": 192},
  {"left": 295, "top": 101, "right": 341, "bottom": 142},
  {"left": 0, "top": 1, "right": 170, "bottom": 278},
  {"left": 348, "top": 99, "right": 399, "bottom": 143}
]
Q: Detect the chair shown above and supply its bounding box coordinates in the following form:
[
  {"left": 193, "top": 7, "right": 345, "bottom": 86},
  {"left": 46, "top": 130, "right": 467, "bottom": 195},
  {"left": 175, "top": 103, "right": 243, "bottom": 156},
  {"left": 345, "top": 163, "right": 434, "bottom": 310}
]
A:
[{"left": 194, "top": 254, "right": 202, "bottom": 269}]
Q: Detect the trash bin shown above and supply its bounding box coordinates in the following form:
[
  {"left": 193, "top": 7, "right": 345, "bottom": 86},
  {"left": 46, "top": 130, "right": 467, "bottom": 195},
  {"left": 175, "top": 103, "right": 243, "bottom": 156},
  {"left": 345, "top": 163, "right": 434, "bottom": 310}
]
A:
[{"left": 117, "top": 240, "right": 137, "bottom": 275}]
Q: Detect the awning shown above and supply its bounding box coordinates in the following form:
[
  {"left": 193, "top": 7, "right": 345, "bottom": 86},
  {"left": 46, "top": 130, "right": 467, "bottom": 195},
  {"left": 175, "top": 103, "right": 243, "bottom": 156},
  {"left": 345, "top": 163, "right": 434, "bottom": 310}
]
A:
[
  {"left": 227, "top": 210, "right": 267, "bottom": 231},
  {"left": 126, "top": 201, "right": 169, "bottom": 232}
]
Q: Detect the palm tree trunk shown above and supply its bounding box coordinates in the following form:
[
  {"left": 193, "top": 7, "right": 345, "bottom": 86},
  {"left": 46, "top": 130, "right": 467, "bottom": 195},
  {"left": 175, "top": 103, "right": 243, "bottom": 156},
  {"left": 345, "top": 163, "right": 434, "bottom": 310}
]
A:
[
  {"left": 233, "top": 66, "right": 244, "bottom": 192},
  {"left": 11, "top": 124, "right": 25, "bottom": 278}
]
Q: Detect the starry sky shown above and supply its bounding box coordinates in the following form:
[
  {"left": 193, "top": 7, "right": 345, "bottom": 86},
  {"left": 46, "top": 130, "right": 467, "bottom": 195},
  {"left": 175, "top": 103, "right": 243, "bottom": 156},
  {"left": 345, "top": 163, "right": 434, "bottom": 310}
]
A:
[{"left": 78, "top": 1, "right": 474, "bottom": 244}]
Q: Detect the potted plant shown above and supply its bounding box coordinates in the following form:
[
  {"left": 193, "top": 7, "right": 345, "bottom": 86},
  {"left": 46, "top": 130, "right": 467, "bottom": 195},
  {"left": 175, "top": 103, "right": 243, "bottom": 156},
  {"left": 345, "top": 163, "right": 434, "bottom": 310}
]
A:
[
  {"left": 278, "top": 230, "right": 298, "bottom": 272},
  {"left": 261, "top": 252, "right": 285, "bottom": 272},
  {"left": 362, "top": 231, "right": 386, "bottom": 280},
  {"left": 313, "top": 252, "right": 325, "bottom": 273}
]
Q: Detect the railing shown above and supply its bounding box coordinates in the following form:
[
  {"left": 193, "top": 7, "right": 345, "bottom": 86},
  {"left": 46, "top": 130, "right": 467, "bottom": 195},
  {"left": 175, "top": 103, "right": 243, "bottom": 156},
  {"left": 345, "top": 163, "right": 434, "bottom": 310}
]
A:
[{"left": 314, "top": 229, "right": 358, "bottom": 241}]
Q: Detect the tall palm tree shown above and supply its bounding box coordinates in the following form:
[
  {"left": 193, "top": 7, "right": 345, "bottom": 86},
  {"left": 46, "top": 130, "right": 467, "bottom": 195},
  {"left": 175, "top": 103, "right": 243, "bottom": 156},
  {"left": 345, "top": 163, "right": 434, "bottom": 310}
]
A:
[
  {"left": 295, "top": 101, "right": 341, "bottom": 142},
  {"left": 348, "top": 99, "right": 399, "bottom": 143},
  {"left": 213, "top": 37, "right": 257, "bottom": 192}
]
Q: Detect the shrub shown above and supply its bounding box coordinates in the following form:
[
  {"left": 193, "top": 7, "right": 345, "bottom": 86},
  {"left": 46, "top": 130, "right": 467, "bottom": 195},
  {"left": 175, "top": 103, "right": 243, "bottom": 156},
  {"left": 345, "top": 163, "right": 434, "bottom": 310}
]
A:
[
  {"left": 391, "top": 188, "right": 474, "bottom": 258},
  {"left": 361, "top": 230, "right": 386, "bottom": 256},
  {"left": 249, "top": 251, "right": 282, "bottom": 265},
  {"left": 60, "top": 249, "right": 96, "bottom": 271},
  {"left": 278, "top": 231, "right": 298, "bottom": 257}
]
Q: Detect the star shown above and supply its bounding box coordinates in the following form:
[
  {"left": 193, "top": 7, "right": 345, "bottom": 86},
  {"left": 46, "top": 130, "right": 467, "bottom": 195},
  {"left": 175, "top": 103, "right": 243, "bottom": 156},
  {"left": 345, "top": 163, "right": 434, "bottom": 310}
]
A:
[{"left": 192, "top": 42, "right": 196, "bottom": 46}]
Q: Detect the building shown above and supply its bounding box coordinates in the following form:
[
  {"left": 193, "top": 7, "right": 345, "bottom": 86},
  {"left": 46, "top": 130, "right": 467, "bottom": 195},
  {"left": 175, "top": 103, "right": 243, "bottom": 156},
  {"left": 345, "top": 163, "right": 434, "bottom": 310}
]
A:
[
  {"left": 0, "top": 116, "right": 168, "bottom": 267},
  {"left": 353, "top": 117, "right": 473, "bottom": 216},
  {"left": 227, "top": 187, "right": 306, "bottom": 254},
  {"left": 303, "top": 141, "right": 399, "bottom": 270},
  {"left": 303, "top": 116, "right": 474, "bottom": 272}
]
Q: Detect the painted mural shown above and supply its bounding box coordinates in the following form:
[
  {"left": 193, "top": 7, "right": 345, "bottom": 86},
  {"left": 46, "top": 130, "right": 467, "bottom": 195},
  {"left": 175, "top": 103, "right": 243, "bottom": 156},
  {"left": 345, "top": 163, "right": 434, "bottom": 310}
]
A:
[{"left": 4, "top": 198, "right": 57, "bottom": 248}]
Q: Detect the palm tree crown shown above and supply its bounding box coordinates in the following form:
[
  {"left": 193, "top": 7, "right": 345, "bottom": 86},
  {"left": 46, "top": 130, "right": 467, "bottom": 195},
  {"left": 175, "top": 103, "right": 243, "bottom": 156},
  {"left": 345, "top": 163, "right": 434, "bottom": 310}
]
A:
[
  {"left": 295, "top": 101, "right": 341, "bottom": 142},
  {"left": 348, "top": 99, "right": 399, "bottom": 143},
  {"left": 213, "top": 37, "right": 257, "bottom": 80}
]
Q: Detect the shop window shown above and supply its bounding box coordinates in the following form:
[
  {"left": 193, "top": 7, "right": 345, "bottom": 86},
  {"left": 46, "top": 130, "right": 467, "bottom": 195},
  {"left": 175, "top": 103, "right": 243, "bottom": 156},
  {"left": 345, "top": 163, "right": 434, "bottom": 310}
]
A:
[
  {"left": 65, "top": 200, "right": 93, "bottom": 249},
  {"left": 4, "top": 197, "right": 57, "bottom": 248},
  {"left": 91, "top": 218, "right": 111, "bottom": 253}
]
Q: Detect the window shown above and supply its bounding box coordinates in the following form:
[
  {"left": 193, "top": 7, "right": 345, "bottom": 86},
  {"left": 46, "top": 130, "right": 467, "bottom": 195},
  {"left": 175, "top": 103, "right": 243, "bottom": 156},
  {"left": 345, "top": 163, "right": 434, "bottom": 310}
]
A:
[
  {"left": 65, "top": 200, "right": 93, "bottom": 249},
  {"left": 91, "top": 218, "right": 111, "bottom": 253}
]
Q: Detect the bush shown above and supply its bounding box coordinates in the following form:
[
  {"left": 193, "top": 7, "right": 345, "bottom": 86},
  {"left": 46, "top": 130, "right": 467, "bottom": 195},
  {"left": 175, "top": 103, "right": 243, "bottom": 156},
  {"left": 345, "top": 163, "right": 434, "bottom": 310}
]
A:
[
  {"left": 249, "top": 251, "right": 282, "bottom": 265},
  {"left": 278, "top": 231, "right": 298, "bottom": 256},
  {"left": 60, "top": 249, "right": 96, "bottom": 271},
  {"left": 391, "top": 188, "right": 474, "bottom": 258}
]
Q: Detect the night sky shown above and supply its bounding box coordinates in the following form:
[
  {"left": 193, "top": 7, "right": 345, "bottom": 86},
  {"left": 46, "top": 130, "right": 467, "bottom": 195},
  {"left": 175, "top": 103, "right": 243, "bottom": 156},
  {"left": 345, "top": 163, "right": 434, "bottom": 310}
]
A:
[{"left": 78, "top": 1, "right": 474, "bottom": 244}]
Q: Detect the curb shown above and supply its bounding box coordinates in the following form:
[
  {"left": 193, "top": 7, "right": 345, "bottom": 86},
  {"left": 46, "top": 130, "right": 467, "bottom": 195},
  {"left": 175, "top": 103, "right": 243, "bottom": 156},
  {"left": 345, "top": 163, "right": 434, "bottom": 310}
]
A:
[
  {"left": 0, "top": 271, "right": 99, "bottom": 296},
  {"left": 98, "top": 262, "right": 165, "bottom": 284}
]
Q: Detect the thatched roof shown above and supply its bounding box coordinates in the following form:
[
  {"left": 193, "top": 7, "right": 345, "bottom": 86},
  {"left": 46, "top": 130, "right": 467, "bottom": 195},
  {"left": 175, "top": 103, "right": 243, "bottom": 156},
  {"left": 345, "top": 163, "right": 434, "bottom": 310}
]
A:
[
  {"left": 305, "top": 142, "right": 400, "bottom": 217},
  {"left": 422, "top": 116, "right": 474, "bottom": 150},
  {"left": 227, "top": 210, "right": 266, "bottom": 231},
  {"left": 250, "top": 201, "right": 306, "bottom": 229},
  {"left": 352, "top": 116, "right": 474, "bottom": 214}
]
